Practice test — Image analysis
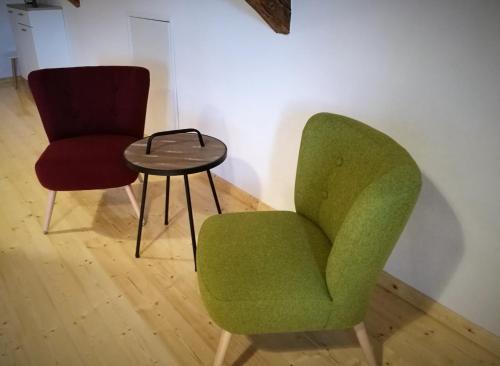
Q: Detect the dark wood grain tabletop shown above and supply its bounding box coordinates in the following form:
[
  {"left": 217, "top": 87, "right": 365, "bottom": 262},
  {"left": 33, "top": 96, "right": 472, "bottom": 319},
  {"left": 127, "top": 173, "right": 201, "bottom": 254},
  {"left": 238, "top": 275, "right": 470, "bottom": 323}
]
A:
[{"left": 124, "top": 133, "right": 227, "bottom": 176}]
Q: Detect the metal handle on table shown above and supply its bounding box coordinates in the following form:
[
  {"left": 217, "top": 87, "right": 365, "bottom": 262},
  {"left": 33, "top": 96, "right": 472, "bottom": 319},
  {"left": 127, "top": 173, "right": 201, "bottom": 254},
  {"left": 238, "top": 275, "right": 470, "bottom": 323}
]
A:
[{"left": 146, "top": 129, "right": 205, "bottom": 154}]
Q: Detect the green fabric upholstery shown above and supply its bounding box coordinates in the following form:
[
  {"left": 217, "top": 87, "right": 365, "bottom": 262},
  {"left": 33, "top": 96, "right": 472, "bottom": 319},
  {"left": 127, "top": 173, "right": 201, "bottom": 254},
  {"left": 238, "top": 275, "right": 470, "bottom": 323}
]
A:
[
  {"left": 198, "top": 211, "right": 333, "bottom": 334},
  {"left": 198, "top": 113, "right": 421, "bottom": 335}
]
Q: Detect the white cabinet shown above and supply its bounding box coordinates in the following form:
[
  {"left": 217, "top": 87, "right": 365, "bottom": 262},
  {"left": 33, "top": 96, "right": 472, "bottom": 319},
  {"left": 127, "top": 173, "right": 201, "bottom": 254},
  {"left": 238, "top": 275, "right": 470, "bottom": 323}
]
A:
[
  {"left": 16, "top": 23, "right": 39, "bottom": 78},
  {"left": 7, "top": 4, "right": 69, "bottom": 79}
]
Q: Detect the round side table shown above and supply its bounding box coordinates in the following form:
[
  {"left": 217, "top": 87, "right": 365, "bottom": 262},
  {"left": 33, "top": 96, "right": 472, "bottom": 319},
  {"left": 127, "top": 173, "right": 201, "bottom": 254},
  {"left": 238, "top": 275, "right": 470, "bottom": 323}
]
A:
[{"left": 124, "top": 129, "right": 227, "bottom": 270}]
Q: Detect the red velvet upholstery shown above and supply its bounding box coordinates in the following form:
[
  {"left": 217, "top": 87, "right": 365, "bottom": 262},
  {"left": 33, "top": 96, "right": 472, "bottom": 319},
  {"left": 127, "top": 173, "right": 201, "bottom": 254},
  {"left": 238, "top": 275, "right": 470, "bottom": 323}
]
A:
[
  {"left": 29, "top": 66, "right": 149, "bottom": 141},
  {"left": 29, "top": 66, "right": 149, "bottom": 191},
  {"left": 35, "top": 135, "right": 140, "bottom": 191}
]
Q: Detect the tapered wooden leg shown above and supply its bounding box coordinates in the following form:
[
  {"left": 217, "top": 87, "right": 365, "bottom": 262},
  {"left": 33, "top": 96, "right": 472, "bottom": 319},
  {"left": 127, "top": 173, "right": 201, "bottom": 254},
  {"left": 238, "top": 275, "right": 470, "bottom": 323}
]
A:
[
  {"left": 43, "top": 190, "right": 56, "bottom": 234},
  {"left": 213, "top": 330, "right": 231, "bottom": 366},
  {"left": 354, "top": 322, "right": 377, "bottom": 366},
  {"left": 125, "top": 185, "right": 141, "bottom": 219},
  {"left": 137, "top": 174, "right": 144, "bottom": 183}
]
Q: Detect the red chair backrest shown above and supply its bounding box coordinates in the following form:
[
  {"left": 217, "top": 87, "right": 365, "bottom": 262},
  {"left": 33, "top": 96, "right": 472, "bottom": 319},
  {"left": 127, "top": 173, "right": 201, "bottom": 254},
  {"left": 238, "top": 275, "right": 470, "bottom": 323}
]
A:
[{"left": 29, "top": 66, "right": 150, "bottom": 142}]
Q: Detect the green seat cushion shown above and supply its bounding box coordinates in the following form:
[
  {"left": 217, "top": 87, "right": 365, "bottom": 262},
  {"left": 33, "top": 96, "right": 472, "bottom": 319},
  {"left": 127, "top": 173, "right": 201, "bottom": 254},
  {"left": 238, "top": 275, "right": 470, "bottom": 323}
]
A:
[{"left": 198, "top": 211, "right": 334, "bottom": 334}]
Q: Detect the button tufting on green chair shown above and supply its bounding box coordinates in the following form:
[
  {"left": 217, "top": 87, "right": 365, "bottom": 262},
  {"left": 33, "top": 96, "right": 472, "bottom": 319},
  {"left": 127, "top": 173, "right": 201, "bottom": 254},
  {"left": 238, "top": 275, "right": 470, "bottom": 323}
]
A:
[{"left": 198, "top": 113, "right": 422, "bottom": 366}]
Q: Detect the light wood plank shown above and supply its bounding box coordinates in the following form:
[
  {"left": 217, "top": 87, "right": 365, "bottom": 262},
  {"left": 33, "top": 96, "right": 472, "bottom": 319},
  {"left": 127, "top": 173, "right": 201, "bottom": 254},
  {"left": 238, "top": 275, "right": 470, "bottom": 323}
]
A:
[{"left": 0, "top": 80, "right": 499, "bottom": 366}]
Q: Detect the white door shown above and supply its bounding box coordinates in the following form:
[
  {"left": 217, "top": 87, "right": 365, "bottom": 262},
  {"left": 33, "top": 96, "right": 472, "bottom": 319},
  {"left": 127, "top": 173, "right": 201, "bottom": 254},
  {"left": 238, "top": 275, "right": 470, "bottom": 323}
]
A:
[{"left": 129, "top": 16, "right": 177, "bottom": 135}]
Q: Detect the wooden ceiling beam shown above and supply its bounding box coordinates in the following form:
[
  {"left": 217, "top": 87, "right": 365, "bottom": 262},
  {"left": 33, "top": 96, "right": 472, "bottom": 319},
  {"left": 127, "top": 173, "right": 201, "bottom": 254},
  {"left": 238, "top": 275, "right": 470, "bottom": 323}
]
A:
[
  {"left": 66, "top": 0, "right": 80, "bottom": 7},
  {"left": 245, "top": 0, "right": 291, "bottom": 34}
]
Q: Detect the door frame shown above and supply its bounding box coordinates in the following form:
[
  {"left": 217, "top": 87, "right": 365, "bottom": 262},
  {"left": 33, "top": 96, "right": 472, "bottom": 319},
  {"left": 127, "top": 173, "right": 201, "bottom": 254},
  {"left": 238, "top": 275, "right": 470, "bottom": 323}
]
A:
[{"left": 127, "top": 14, "right": 179, "bottom": 130}]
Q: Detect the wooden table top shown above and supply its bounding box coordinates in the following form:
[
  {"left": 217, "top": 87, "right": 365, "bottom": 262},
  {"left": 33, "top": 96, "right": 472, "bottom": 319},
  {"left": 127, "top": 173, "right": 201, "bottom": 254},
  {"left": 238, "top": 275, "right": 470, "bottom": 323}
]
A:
[{"left": 124, "top": 133, "right": 227, "bottom": 176}]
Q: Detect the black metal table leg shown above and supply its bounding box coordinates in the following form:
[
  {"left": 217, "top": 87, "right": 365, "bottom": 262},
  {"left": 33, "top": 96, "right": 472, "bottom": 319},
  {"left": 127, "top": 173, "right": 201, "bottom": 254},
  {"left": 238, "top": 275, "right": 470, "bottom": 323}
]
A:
[
  {"left": 135, "top": 173, "right": 149, "bottom": 258},
  {"left": 206, "top": 170, "right": 222, "bottom": 214},
  {"left": 165, "top": 176, "right": 170, "bottom": 225},
  {"left": 183, "top": 174, "right": 197, "bottom": 271}
]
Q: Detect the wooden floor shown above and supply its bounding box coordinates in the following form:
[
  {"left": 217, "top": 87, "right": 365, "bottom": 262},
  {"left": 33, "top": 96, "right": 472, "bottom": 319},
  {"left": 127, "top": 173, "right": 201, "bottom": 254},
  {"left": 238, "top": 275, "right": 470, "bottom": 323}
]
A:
[{"left": 0, "top": 80, "right": 499, "bottom": 366}]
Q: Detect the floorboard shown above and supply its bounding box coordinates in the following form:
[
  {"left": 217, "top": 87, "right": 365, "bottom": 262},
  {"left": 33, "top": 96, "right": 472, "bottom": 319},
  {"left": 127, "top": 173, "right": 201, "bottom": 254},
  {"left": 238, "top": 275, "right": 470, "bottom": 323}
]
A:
[{"left": 0, "top": 81, "right": 498, "bottom": 365}]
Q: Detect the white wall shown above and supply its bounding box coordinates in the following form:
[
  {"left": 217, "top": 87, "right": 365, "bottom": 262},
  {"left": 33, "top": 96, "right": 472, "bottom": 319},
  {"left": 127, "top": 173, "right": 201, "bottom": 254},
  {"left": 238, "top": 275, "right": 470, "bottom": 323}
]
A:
[
  {"left": 47, "top": 0, "right": 500, "bottom": 336},
  {"left": 0, "top": 0, "right": 17, "bottom": 78}
]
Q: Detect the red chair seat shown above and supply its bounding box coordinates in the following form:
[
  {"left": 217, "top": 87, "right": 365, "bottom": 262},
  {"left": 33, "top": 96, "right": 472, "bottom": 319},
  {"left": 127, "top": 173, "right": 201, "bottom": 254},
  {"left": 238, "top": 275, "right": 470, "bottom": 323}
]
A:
[{"left": 35, "top": 134, "right": 139, "bottom": 191}]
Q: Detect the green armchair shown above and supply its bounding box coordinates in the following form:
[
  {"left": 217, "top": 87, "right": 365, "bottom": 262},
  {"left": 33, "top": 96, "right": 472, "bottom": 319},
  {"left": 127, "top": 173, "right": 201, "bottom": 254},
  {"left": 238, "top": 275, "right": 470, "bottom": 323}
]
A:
[{"left": 197, "top": 113, "right": 422, "bottom": 366}]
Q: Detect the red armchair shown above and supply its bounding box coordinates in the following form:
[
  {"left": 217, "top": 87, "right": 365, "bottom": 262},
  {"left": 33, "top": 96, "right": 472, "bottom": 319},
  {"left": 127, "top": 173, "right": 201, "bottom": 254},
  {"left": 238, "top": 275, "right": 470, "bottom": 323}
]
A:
[{"left": 29, "top": 66, "right": 150, "bottom": 233}]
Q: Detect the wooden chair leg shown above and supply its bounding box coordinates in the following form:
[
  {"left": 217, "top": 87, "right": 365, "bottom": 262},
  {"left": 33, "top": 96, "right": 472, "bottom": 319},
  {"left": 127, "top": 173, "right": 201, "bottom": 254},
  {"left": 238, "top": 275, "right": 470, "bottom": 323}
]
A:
[
  {"left": 354, "top": 322, "right": 377, "bottom": 366},
  {"left": 213, "top": 330, "right": 231, "bottom": 366},
  {"left": 137, "top": 174, "right": 144, "bottom": 184},
  {"left": 124, "top": 185, "right": 141, "bottom": 218},
  {"left": 43, "top": 190, "right": 56, "bottom": 234}
]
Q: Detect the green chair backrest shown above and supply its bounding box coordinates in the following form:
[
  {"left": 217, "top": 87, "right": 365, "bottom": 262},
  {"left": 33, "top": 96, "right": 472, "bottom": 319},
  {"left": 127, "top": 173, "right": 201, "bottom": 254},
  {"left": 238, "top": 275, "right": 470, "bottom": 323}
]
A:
[{"left": 295, "top": 113, "right": 421, "bottom": 327}]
